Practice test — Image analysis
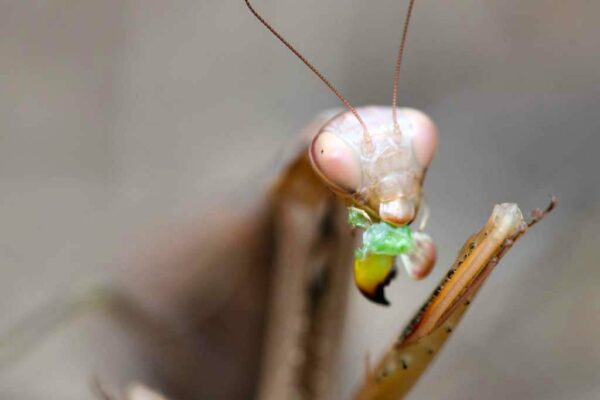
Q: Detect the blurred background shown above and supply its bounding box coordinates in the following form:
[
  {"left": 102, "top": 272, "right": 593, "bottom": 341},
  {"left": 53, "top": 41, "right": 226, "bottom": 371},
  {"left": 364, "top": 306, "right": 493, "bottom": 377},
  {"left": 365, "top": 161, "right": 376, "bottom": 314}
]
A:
[{"left": 0, "top": 0, "right": 598, "bottom": 399}]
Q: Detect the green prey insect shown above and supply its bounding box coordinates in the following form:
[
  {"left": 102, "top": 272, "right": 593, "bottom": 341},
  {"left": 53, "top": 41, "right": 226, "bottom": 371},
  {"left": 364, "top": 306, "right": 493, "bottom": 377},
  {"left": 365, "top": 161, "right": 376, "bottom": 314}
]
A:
[{"left": 348, "top": 207, "right": 422, "bottom": 305}]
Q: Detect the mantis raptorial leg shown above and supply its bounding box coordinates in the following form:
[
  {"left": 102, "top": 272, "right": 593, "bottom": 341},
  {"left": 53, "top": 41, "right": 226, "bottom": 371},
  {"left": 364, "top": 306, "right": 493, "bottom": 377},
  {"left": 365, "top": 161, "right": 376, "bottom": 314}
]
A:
[
  {"left": 354, "top": 199, "right": 555, "bottom": 400},
  {"left": 258, "top": 144, "right": 354, "bottom": 400}
]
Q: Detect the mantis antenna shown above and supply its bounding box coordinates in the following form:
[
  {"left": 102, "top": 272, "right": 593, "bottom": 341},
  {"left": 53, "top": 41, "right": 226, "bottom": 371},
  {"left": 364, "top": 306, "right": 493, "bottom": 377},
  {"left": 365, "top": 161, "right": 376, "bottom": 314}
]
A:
[
  {"left": 391, "top": 0, "right": 417, "bottom": 134},
  {"left": 243, "top": 0, "right": 372, "bottom": 147}
]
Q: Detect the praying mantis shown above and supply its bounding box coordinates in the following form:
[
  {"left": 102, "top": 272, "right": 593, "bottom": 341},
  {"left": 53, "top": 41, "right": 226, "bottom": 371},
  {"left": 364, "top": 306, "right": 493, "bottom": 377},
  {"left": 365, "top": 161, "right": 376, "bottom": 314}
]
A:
[
  {"left": 0, "top": 1, "right": 556, "bottom": 399},
  {"left": 243, "top": 0, "right": 555, "bottom": 399}
]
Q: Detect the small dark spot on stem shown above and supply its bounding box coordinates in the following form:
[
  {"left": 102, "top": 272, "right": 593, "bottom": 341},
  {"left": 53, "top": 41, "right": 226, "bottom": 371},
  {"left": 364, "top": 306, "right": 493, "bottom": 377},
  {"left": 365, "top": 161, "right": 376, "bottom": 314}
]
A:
[
  {"left": 401, "top": 360, "right": 408, "bottom": 370},
  {"left": 446, "top": 326, "right": 453, "bottom": 334},
  {"left": 427, "top": 348, "right": 434, "bottom": 355},
  {"left": 320, "top": 149, "right": 324, "bottom": 154},
  {"left": 465, "top": 300, "right": 471, "bottom": 306}
]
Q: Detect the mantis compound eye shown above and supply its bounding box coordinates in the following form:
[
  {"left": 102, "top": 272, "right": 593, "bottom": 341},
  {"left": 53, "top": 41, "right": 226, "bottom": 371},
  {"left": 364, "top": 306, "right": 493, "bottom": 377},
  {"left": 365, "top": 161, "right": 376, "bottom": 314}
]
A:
[
  {"left": 405, "top": 108, "right": 437, "bottom": 169},
  {"left": 310, "top": 130, "right": 362, "bottom": 193}
]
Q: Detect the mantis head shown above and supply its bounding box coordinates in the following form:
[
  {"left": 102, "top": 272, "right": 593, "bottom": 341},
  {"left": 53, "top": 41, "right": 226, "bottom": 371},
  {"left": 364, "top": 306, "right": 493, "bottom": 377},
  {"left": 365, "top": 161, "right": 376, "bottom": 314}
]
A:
[{"left": 309, "top": 106, "right": 437, "bottom": 226}]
